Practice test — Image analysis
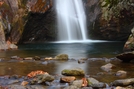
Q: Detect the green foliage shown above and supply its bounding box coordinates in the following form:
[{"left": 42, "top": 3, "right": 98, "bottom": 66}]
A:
[{"left": 100, "top": 0, "right": 134, "bottom": 20}]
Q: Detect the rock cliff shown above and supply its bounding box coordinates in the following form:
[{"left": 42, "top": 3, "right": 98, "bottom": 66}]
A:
[{"left": 0, "top": 0, "right": 133, "bottom": 50}]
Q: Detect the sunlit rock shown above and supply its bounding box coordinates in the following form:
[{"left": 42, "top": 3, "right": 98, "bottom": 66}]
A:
[
  {"left": 61, "top": 68, "right": 85, "bottom": 76},
  {"left": 44, "top": 57, "right": 53, "bottom": 60}
]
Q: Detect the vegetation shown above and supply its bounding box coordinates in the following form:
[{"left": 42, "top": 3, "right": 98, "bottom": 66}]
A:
[{"left": 100, "top": 0, "right": 134, "bottom": 20}]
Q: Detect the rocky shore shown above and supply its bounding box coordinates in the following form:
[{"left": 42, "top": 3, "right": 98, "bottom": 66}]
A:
[{"left": 0, "top": 54, "right": 134, "bottom": 89}]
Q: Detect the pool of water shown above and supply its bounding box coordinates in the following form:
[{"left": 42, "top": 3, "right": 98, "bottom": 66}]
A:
[
  {"left": 0, "top": 41, "right": 125, "bottom": 59},
  {"left": 0, "top": 41, "right": 131, "bottom": 84}
]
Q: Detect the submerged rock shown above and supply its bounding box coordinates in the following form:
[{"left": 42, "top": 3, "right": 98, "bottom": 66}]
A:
[
  {"left": 54, "top": 54, "right": 69, "bottom": 60},
  {"left": 101, "top": 63, "right": 115, "bottom": 72},
  {"left": 116, "top": 52, "right": 134, "bottom": 62},
  {"left": 115, "top": 70, "right": 127, "bottom": 78},
  {"left": 11, "top": 56, "right": 19, "bottom": 59},
  {"left": 61, "top": 68, "right": 85, "bottom": 76}
]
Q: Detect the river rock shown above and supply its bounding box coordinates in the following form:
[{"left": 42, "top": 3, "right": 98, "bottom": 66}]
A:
[
  {"left": 61, "top": 68, "right": 85, "bottom": 76},
  {"left": 116, "top": 52, "right": 134, "bottom": 62},
  {"left": 111, "top": 78, "right": 134, "bottom": 86},
  {"left": 60, "top": 76, "right": 76, "bottom": 83},
  {"left": 11, "top": 56, "right": 19, "bottom": 59},
  {"left": 24, "top": 57, "right": 33, "bottom": 60},
  {"left": 101, "top": 63, "right": 115, "bottom": 72},
  {"left": 33, "top": 56, "right": 41, "bottom": 60},
  {"left": 78, "top": 58, "right": 87, "bottom": 64},
  {"left": 30, "top": 73, "right": 54, "bottom": 84},
  {"left": 21, "top": 81, "right": 29, "bottom": 86},
  {"left": 87, "top": 77, "right": 106, "bottom": 88},
  {"left": 72, "top": 80, "right": 83, "bottom": 88},
  {"left": 54, "top": 54, "right": 68, "bottom": 60},
  {"left": 44, "top": 57, "right": 53, "bottom": 60},
  {"left": 9, "top": 44, "right": 18, "bottom": 49},
  {"left": 8, "top": 80, "right": 19, "bottom": 84},
  {"left": 115, "top": 70, "right": 127, "bottom": 78}
]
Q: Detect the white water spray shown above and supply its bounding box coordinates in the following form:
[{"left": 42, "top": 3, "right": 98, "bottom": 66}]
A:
[{"left": 55, "top": 0, "right": 87, "bottom": 41}]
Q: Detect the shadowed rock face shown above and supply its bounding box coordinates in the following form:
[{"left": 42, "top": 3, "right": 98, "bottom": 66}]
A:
[
  {"left": 19, "top": 10, "right": 57, "bottom": 43},
  {"left": 0, "top": 0, "right": 54, "bottom": 46}
]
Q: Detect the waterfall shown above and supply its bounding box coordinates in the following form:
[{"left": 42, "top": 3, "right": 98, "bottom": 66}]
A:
[{"left": 55, "top": 0, "right": 87, "bottom": 41}]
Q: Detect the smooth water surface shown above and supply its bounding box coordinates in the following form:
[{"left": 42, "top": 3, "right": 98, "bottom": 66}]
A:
[{"left": 0, "top": 41, "right": 125, "bottom": 58}]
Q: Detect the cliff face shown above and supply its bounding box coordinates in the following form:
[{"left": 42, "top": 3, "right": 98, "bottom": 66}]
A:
[
  {"left": 85, "top": 0, "right": 134, "bottom": 41},
  {"left": 0, "top": 0, "right": 133, "bottom": 47},
  {"left": 0, "top": 0, "right": 53, "bottom": 49},
  {"left": 19, "top": 0, "right": 56, "bottom": 43}
]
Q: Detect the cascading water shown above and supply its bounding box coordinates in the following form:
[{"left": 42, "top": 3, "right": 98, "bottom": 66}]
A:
[{"left": 55, "top": 0, "right": 87, "bottom": 42}]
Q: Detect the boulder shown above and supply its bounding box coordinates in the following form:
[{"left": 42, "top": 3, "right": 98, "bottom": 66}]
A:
[
  {"left": 87, "top": 77, "right": 106, "bottom": 88},
  {"left": 123, "top": 27, "right": 134, "bottom": 52},
  {"left": 116, "top": 52, "right": 134, "bottom": 62},
  {"left": 111, "top": 78, "right": 134, "bottom": 86},
  {"left": 54, "top": 54, "right": 68, "bottom": 60},
  {"left": 30, "top": 73, "right": 54, "bottom": 84},
  {"left": 61, "top": 68, "right": 85, "bottom": 76}
]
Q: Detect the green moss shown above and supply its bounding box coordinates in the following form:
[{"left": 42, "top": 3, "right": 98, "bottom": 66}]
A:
[
  {"left": 55, "top": 54, "right": 68, "bottom": 60},
  {"left": 62, "top": 69, "right": 84, "bottom": 76}
]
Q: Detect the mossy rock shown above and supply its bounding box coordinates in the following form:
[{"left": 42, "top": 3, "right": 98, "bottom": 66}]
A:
[
  {"left": 61, "top": 68, "right": 85, "bottom": 76},
  {"left": 54, "top": 54, "right": 68, "bottom": 60}
]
